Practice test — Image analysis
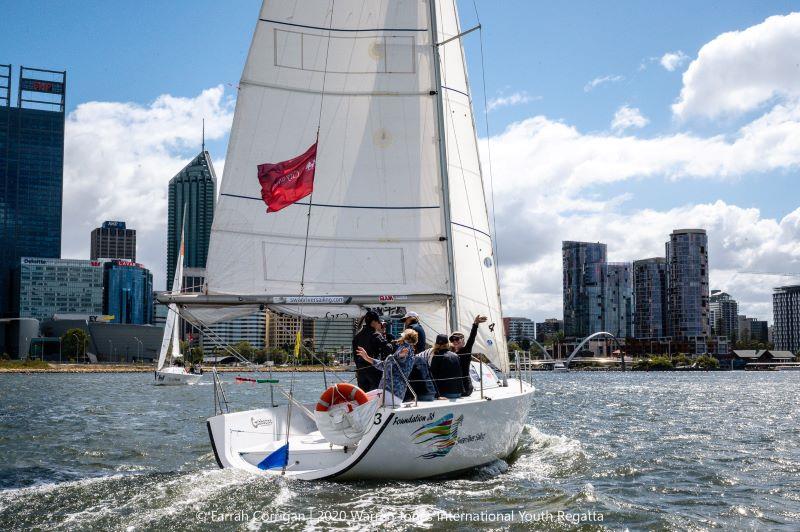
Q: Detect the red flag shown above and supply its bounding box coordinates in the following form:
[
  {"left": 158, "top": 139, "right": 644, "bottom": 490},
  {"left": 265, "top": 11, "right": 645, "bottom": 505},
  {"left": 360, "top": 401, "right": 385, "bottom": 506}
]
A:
[{"left": 257, "top": 142, "right": 317, "bottom": 213}]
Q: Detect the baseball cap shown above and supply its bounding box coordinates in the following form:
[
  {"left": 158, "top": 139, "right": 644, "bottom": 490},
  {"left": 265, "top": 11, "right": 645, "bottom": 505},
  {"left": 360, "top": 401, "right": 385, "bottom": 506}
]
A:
[{"left": 401, "top": 311, "right": 419, "bottom": 320}]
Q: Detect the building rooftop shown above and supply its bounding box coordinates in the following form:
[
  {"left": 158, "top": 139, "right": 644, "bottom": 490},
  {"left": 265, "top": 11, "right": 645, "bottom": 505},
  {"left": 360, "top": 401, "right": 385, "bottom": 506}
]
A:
[{"left": 671, "top": 228, "right": 707, "bottom": 235}]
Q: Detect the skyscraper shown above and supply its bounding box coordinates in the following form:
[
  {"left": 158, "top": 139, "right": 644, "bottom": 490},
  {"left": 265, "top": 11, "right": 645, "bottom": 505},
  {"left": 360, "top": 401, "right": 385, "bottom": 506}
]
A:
[
  {"left": 0, "top": 65, "right": 66, "bottom": 317},
  {"left": 91, "top": 221, "right": 136, "bottom": 261},
  {"left": 167, "top": 150, "right": 217, "bottom": 290},
  {"left": 563, "top": 241, "right": 607, "bottom": 338},
  {"left": 604, "top": 262, "right": 633, "bottom": 338},
  {"left": 103, "top": 260, "right": 153, "bottom": 324},
  {"left": 709, "top": 290, "right": 738, "bottom": 340},
  {"left": 773, "top": 285, "right": 800, "bottom": 352},
  {"left": 665, "top": 229, "right": 709, "bottom": 339},
  {"left": 633, "top": 257, "right": 667, "bottom": 339}
]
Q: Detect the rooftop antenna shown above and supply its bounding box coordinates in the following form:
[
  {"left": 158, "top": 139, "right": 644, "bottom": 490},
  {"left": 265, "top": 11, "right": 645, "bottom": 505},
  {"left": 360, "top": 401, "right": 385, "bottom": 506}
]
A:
[{"left": 202, "top": 118, "right": 205, "bottom": 153}]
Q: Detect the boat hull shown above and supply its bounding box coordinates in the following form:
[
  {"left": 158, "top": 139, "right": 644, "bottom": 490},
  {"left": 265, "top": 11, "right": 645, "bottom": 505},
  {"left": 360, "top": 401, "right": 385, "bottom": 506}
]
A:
[
  {"left": 207, "top": 379, "right": 534, "bottom": 480},
  {"left": 154, "top": 368, "right": 203, "bottom": 386}
]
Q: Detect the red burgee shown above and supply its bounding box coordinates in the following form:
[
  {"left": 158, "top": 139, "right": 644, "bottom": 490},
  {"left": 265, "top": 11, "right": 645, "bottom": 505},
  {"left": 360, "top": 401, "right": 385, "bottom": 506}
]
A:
[{"left": 257, "top": 142, "right": 317, "bottom": 213}]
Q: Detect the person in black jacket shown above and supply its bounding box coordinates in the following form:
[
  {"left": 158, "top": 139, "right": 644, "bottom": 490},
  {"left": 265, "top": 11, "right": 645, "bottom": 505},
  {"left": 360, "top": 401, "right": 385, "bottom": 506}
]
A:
[
  {"left": 401, "top": 311, "right": 426, "bottom": 353},
  {"left": 352, "top": 311, "right": 394, "bottom": 392},
  {"left": 429, "top": 334, "right": 464, "bottom": 399},
  {"left": 449, "top": 315, "right": 488, "bottom": 397}
]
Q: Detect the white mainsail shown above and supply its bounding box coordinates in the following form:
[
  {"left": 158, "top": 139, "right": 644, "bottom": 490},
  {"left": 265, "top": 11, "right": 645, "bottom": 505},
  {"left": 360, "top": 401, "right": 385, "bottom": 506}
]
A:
[
  {"left": 157, "top": 223, "right": 186, "bottom": 370},
  {"left": 202, "top": 0, "right": 506, "bottom": 370}
]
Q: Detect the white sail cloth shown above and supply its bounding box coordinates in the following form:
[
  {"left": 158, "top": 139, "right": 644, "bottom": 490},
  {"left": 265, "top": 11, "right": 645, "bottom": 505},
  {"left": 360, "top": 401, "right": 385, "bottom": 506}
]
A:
[{"left": 201, "top": 0, "right": 507, "bottom": 371}]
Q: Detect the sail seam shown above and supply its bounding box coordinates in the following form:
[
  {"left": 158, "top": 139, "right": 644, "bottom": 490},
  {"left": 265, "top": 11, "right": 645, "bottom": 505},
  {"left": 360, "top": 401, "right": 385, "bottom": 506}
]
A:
[
  {"left": 259, "top": 18, "right": 427, "bottom": 33},
  {"left": 220, "top": 193, "right": 439, "bottom": 210},
  {"left": 240, "top": 79, "right": 429, "bottom": 97}
]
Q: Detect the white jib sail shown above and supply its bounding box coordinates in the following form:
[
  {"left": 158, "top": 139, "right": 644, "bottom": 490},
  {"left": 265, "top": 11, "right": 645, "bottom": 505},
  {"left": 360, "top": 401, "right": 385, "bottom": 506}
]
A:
[{"left": 203, "top": 0, "right": 507, "bottom": 370}]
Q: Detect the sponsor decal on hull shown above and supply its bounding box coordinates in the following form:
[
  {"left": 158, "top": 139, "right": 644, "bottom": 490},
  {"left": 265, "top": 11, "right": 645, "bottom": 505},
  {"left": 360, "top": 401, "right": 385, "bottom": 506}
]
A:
[{"left": 411, "top": 413, "right": 463, "bottom": 459}]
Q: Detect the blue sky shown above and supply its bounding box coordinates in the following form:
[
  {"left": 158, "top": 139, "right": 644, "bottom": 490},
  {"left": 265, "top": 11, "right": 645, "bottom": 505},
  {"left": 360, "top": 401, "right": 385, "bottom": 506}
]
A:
[{"left": 2, "top": 0, "right": 798, "bottom": 322}]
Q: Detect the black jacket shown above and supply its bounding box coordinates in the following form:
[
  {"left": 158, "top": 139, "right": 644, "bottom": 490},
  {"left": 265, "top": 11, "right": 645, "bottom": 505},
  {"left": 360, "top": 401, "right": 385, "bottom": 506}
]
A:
[
  {"left": 353, "top": 327, "right": 393, "bottom": 392},
  {"left": 407, "top": 321, "right": 426, "bottom": 354},
  {"left": 430, "top": 350, "right": 464, "bottom": 397},
  {"left": 455, "top": 322, "right": 479, "bottom": 396}
]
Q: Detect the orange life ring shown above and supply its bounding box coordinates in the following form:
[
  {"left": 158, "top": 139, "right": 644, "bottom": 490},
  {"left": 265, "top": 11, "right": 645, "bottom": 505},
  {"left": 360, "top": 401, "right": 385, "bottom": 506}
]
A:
[{"left": 316, "top": 383, "right": 369, "bottom": 413}]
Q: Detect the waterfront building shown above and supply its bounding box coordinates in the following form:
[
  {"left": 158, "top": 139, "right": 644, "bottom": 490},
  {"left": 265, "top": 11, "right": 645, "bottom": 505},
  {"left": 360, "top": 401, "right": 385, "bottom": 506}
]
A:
[
  {"left": 604, "top": 262, "right": 633, "bottom": 339},
  {"left": 562, "top": 241, "right": 607, "bottom": 338},
  {"left": 103, "top": 260, "right": 153, "bottom": 325},
  {"left": 151, "top": 292, "right": 167, "bottom": 326},
  {"left": 0, "top": 65, "right": 66, "bottom": 316},
  {"left": 166, "top": 150, "right": 217, "bottom": 290},
  {"left": 535, "top": 318, "right": 563, "bottom": 342},
  {"left": 665, "top": 229, "right": 709, "bottom": 339},
  {"left": 773, "top": 285, "right": 800, "bottom": 352},
  {"left": 749, "top": 319, "right": 769, "bottom": 344},
  {"left": 313, "top": 318, "right": 357, "bottom": 353},
  {"left": 503, "top": 317, "right": 536, "bottom": 343},
  {"left": 633, "top": 258, "right": 667, "bottom": 339},
  {"left": 736, "top": 315, "right": 751, "bottom": 343},
  {"left": 266, "top": 311, "right": 314, "bottom": 351},
  {"left": 201, "top": 311, "right": 267, "bottom": 351},
  {"left": 14, "top": 258, "right": 103, "bottom": 321},
  {"left": 709, "top": 291, "right": 739, "bottom": 341},
  {"left": 90, "top": 221, "right": 136, "bottom": 261}
]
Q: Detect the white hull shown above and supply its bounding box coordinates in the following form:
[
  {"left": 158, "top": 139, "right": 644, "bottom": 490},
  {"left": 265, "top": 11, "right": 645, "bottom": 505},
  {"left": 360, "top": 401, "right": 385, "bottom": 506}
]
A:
[
  {"left": 154, "top": 367, "right": 203, "bottom": 386},
  {"left": 207, "top": 379, "right": 534, "bottom": 480}
]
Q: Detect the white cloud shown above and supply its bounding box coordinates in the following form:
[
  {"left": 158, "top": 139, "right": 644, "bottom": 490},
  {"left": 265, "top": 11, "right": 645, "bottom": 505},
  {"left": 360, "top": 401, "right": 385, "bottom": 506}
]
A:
[
  {"left": 583, "top": 75, "right": 624, "bottom": 92},
  {"left": 659, "top": 50, "right": 689, "bottom": 71},
  {"left": 673, "top": 12, "right": 800, "bottom": 119},
  {"left": 487, "top": 91, "right": 538, "bottom": 111},
  {"left": 611, "top": 105, "right": 649, "bottom": 132},
  {"left": 62, "top": 86, "right": 234, "bottom": 290}
]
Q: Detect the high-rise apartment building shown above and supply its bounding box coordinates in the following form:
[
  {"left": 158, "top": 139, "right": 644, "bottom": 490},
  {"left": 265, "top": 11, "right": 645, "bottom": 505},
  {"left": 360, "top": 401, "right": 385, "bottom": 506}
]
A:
[
  {"left": 633, "top": 257, "right": 667, "bottom": 339},
  {"left": 604, "top": 262, "right": 633, "bottom": 338},
  {"left": 201, "top": 311, "right": 267, "bottom": 351},
  {"left": 166, "top": 151, "right": 216, "bottom": 290},
  {"left": 535, "top": 318, "right": 563, "bottom": 342},
  {"left": 665, "top": 229, "right": 709, "bottom": 339},
  {"left": 103, "top": 260, "right": 153, "bottom": 324},
  {"left": 562, "top": 241, "right": 607, "bottom": 338},
  {"left": 14, "top": 257, "right": 103, "bottom": 321},
  {"left": 773, "top": 285, "right": 800, "bottom": 352},
  {"left": 0, "top": 65, "right": 66, "bottom": 316},
  {"left": 266, "top": 311, "right": 314, "bottom": 351},
  {"left": 502, "top": 317, "right": 537, "bottom": 343},
  {"left": 91, "top": 221, "right": 136, "bottom": 261},
  {"left": 314, "top": 318, "right": 357, "bottom": 353},
  {"left": 709, "top": 290, "right": 739, "bottom": 341}
]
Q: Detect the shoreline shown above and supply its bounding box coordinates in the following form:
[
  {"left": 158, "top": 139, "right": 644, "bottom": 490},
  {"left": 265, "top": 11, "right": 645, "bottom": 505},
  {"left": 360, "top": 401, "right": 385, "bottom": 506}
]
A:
[{"left": 0, "top": 363, "right": 347, "bottom": 374}]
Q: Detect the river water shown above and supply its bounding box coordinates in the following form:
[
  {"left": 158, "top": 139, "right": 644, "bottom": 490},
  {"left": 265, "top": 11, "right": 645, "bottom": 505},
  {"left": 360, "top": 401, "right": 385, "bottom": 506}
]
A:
[{"left": 1, "top": 371, "right": 798, "bottom": 530}]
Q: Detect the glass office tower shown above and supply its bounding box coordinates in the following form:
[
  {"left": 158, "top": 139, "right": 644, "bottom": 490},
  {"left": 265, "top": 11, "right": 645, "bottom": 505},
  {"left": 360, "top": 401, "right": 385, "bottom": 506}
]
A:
[
  {"left": 0, "top": 65, "right": 66, "bottom": 317},
  {"left": 166, "top": 151, "right": 217, "bottom": 290},
  {"left": 562, "top": 241, "right": 607, "bottom": 338},
  {"left": 103, "top": 260, "right": 153, "bottom": 325}
]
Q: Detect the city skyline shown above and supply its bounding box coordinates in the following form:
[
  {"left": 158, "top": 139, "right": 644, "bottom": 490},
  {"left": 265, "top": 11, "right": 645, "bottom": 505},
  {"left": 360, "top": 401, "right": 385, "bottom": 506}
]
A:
[{"left": 2, "top": 3, "right": 799, "bottom": 323}]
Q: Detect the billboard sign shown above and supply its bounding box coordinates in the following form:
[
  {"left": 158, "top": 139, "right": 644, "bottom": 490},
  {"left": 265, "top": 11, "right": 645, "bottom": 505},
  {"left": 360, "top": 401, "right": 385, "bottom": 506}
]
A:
[{"left": 20, "top": 77, "right": 64, "bottom": 95}]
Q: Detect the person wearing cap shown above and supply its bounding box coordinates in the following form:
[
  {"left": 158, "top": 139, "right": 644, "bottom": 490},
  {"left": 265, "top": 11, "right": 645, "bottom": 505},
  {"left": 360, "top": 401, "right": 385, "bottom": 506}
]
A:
[
  {"left": 356, "top": 329, "right": 418, "bottom": 408},
  {"left": 402, "top": 311, "right": 426, "bottom": 353},
  {"left": 352, "top": 310, "right": 394, "bottom": 392},
  {"left": 429, "top": 334, "right": 464, "bottom": 399},
  {"left": 449, "top": 315, "right": 488, "bottom": 396}
]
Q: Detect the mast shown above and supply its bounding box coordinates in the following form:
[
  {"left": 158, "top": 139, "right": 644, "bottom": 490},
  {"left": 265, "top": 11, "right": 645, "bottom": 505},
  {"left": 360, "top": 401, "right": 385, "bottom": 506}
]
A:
[{"left": 429, "top": 0, "right": 459, "bottom": 332}]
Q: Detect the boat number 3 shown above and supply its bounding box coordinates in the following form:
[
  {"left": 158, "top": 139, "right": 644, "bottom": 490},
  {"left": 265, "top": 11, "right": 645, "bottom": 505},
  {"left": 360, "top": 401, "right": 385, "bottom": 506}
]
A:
[{"left": 374, "top": 413, "right": 382, "bottom": 425}]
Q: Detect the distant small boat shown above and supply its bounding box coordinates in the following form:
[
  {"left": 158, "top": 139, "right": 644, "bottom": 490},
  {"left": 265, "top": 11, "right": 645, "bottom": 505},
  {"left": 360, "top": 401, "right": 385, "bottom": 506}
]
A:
[
  {"left": 552, "top": 362, "right": 568, "bottom": 372},
  {"left": 775, "top": 365, "right": 800, "bottom": 371},
  {"left": 154, "top": 217, "right": 202, "bottom": 386}
]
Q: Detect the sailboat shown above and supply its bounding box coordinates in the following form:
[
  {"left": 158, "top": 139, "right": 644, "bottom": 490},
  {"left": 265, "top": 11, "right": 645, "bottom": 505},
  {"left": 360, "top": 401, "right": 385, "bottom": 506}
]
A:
[
  {"left": 154, "top": 218, "right": 202, "bottom": 386},
  {"left": 160, "top": 0, "right": 534, "bottom": 478}
]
